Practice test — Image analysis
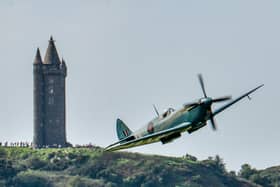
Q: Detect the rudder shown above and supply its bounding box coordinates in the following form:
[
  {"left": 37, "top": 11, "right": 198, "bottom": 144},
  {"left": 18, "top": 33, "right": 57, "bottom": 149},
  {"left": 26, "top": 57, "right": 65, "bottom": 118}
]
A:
[{"left": 116, "top": 118, "right": 132, "bottom": 140}]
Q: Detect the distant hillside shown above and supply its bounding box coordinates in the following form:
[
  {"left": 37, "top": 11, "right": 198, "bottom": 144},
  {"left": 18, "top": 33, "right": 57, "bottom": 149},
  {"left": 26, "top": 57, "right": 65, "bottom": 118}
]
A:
[{"left": 0, "top": 147, "right": 264, "bottom": 187}]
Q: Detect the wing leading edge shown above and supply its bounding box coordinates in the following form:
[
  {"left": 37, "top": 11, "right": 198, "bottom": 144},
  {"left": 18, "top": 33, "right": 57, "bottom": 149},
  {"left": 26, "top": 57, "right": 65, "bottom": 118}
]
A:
[
  {"left": 105, "top": 122, "right": 192, "bottom": 152},
  {"left": 213, "top": 84, "right": 264, "bottom": 117}
]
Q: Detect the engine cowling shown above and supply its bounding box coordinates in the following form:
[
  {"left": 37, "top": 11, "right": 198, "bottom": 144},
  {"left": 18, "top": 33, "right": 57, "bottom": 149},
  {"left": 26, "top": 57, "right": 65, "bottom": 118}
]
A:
[{"left": 187, "top": 122, "right": 207, "bottom": 134}]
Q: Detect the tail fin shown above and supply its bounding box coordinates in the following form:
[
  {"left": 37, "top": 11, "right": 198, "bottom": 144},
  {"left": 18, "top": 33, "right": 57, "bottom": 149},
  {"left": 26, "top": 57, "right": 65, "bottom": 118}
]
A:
[{"left": 116, "top": 118, "right": 132, "bottom": 140}]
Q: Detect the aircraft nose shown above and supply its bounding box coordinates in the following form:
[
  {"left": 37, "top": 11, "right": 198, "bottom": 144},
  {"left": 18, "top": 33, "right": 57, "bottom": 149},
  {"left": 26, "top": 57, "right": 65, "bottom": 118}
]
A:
[{"left": 200, "top": 97, "right": 212, "bottom": 106}]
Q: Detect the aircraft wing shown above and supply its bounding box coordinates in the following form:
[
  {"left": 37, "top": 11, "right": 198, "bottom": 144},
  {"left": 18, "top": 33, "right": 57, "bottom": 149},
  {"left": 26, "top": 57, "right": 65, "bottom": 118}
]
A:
[
  {"left": 213, "top": 84, "right": 264, "bottom": 117},
  {"left": 104, "top": 134, "right": 135, "bottom": 149},
  {"left": 105, "top": 122, "right": 192, "bottom": 152}
]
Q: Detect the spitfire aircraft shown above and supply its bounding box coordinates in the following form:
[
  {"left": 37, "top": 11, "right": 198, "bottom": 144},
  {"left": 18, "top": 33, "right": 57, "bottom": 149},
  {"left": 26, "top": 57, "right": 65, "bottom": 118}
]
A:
[{"left": 105, "top": 75, "right": 263, "bottom": 151}]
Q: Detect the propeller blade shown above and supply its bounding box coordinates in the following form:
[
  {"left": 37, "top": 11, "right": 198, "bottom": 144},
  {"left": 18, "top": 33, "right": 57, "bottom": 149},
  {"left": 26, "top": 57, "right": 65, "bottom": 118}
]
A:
[
  {"left": 212, "top": 96, "right": 232, "bottom": 103},
  {"left": 198, "top": 74, "right": 207, "bottom": 98},
  {"left": 210, "top": 115, "right": 217, "bottom": 130}
]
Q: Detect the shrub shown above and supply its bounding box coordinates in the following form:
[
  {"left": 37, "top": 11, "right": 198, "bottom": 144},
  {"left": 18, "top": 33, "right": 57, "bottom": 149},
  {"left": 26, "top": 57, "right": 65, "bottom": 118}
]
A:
[
  {"left": 26, "top": 156, "right": 46, "bottom": 170},
  {"left": 0, "top": 180, "right": 6, "bottom": 187},
  {"left": 0, "top": 159, "right": 17, "bottom": 179},
  {"left": 184, "top": 154, "right": 197, "bottom": 162},
  {"left": 13, "top": 170, "right": 53, "bottom": 187},
  {"left": 67, "top": 176, "right": 108, "bottom": 187},
  {"left": 0, "top": 149, "right": 7, "bottom": 158}
]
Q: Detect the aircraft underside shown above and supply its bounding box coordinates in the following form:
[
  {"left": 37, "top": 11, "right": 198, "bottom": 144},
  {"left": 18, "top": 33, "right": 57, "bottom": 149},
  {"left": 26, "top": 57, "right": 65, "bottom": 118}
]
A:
[
  {"left": 106, "top": 123, "right": 193, "bottom": 151},
  {"left": 160, "top": 132, "right": 181, "bottom": 144}
]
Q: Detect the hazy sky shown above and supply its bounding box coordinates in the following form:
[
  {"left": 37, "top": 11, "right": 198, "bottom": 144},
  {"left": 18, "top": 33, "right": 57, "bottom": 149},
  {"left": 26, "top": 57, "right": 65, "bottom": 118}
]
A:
[{"left": 0, "top": 0, "right": 279, "bottom": 171}]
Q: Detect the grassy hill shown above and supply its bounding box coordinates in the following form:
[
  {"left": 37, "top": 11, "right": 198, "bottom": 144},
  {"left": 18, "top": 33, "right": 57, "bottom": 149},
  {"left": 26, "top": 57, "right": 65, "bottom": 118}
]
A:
[{"left": 0, "top": 146, "right": 263, "bottom": 187}]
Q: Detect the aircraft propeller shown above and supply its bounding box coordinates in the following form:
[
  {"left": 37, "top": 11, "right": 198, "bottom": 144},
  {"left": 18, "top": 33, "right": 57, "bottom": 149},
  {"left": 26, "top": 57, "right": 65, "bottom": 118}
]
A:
[
  {"left": 184, "top": 74, "right": 232, "bottom": 130},
  {"left": 198, "top": 74, "right": 207, "bottom": 98}
]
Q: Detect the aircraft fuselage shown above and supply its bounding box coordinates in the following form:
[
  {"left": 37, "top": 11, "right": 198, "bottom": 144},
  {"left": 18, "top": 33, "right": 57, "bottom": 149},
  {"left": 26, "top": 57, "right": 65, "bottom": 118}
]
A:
[{"left": 132, "top": 100, "right": 212, "bottom": 142}]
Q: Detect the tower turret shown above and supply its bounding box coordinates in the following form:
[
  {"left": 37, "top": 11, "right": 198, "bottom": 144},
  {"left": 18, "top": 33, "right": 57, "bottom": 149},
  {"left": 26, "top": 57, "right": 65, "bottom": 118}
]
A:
[
  {"left": 60, "top": 58, "right": 67, "bottom": 76},
  {"left": 43, "top": 36, "right": 61, "bottom": 65},
  {"left": 34, "top": 48, "right": 43, "bottom": 64},
  {"left": 33, "top": 48, "right": 44, "bottom": 148}
]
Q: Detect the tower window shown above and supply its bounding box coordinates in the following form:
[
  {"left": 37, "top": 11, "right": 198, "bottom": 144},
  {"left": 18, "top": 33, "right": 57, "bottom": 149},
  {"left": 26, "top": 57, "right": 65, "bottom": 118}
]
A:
[
  {"left": 49, "top": 88, "right": 54, "bottom": 94},
  {"left": 48, "top": 97, "right": 54, "bottom": 105}
]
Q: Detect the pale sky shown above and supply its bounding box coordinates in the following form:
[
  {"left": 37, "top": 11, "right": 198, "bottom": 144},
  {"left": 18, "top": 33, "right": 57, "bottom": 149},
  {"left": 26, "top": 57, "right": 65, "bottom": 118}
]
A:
[{"left": 0, "top": 0, "right": 279, "bottom": 171}]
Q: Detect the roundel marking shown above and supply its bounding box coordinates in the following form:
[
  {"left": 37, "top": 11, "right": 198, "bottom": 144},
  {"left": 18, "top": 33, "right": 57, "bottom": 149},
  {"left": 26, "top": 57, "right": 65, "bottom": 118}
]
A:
[{"left": 147, "top": 122, "right": 154, "bottom": 133}]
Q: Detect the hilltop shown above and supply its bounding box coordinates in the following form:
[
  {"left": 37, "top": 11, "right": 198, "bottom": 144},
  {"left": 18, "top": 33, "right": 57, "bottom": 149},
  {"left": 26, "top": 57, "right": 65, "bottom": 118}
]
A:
[{"left": 0, "top": 146, "right": 270, "bottom": 187}]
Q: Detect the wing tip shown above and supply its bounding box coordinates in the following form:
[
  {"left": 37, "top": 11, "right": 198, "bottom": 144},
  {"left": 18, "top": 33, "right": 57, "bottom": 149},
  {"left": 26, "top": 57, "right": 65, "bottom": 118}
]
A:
[
  {"left": 258, "top": 84, "right": 264, "bottom": 88},
  {"left": 252, "top": 84, "right": 264, "bottom": 93}
]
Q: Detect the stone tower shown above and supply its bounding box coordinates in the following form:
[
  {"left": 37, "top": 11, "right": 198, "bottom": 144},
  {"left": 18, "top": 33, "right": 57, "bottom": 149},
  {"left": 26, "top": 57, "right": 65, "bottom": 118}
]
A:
[{"left": 33, "top": 37, "right": 67, "bottom": 148}]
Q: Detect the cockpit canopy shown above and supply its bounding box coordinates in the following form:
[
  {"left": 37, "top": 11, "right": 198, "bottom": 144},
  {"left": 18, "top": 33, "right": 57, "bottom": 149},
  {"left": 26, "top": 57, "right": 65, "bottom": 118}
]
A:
[{"left": 162, "top": 108, "right": 175, "bottom": 118}]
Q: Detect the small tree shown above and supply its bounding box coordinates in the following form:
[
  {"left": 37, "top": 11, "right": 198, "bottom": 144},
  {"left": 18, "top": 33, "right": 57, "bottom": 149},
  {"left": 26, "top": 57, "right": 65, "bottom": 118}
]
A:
[
  {"left": 184, "top": 154, "right": 197, "bottom": 162},
  {"left": 238, "top": 164, "right": 257, "bottom": 179},
  {"left": 229, "top": 170, "right": 236, "bottom": 177},
  {"left": 214, "top": 155, "right": 226, "bottom": 173}
]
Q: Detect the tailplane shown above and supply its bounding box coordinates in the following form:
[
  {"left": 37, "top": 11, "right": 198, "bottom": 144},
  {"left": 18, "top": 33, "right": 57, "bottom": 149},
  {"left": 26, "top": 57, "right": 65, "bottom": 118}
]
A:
[{"left": 116, "top": 118, "right": 132, "bottom": 140}]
